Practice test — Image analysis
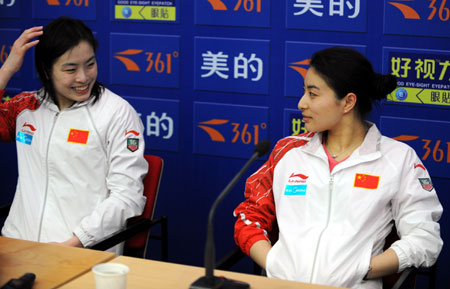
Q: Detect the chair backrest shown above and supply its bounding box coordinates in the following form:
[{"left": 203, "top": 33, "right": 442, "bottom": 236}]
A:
[{"left": 124, "top": 154, "right": 164, "bottom": 256}]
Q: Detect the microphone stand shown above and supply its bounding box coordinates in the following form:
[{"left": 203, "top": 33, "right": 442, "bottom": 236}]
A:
[{"left": 190, "top": 140, "right": 270, "bottom": 289}]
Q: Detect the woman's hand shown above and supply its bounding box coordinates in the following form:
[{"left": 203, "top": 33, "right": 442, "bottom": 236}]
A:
[
  {"left": 48, "top": 235, "right": 83, "bottom": 248},
  {"left": 0, "top": 26, "right": 43, "bottom": 90},
  {"left": 364, "top": 248, "right": 399, "bottom": 280}
]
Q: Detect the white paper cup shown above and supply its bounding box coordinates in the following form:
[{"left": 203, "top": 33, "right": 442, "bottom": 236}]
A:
[{"left": 92, "top": 263, "right": 129, "bottom": 289}]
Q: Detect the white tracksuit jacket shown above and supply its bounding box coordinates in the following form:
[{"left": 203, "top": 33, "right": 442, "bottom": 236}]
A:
[
  {"left": 234, "top": 123, "right": 443, "bottom": 289},
  {"left": 0, "top": 88, "right": 147, "bottom": 254}
]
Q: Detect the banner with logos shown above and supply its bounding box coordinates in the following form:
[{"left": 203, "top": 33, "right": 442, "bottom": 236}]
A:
[
  {"left": 194, "top": 102, "right": 269, "bottom": 159},
  {"left": 384, "top": 47, "right": 450, "bottom": 108}
]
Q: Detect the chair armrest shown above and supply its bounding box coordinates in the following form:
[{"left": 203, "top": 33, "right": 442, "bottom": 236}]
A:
[
  {"left": 216, "top": 246, "right": 246, "bottom": 270},
  {"left": 216, "top": 246, "right": 262, "bottom": 275},
  {"left": 391, "top": 267, "right": 417, "bottom": 289},
  {"left": 87, "top": 217, "right": 164, "bottom": 251},
  {"left": 0, "top": 203, "right": 11, "bottom": 218}
]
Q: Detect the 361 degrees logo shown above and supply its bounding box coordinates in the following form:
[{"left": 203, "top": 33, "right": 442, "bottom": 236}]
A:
[
  {"left": 389, "top": 0, "right": 449, "bottom": 21},
  {"left": 198, "top": 118, "right": 266, "bottom": 145},
  {"left": 114, "top": 49, "right": 178, "bottom": 74},
  {"left": 289, "top": 58, "right": 310, "bottom": 79},
  {"left": 394, "top": 135, "right": 450, "bottom": 163},
  {"left": 46, "top": 0, "right": 89, "bottom": 7},
  {"left": 0, "top": 44, "right": 12, "bottom": 65},
  {"left": 208, "top": 0, "right": 261, "bottom": 12}
]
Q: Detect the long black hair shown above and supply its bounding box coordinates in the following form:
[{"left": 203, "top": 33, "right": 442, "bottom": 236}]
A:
[
  {"left": 34, "top": 16, "right": 104, "bottom": 105},
  {"left": 309, "top": 47, "right": 397, "bottom": 119}
]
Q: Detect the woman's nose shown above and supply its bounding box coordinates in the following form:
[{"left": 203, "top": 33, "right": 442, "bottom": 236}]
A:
[
  {"left": 76, "top": 69, "right": 88, "bottom": 82},
  {"left": 298, "top": 94, "right": 307, "bottom": 110}
]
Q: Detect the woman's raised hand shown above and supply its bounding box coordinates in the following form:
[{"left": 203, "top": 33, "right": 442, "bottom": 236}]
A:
[{"left": 0, "top": 26, "right": 43, "bottom": 90}]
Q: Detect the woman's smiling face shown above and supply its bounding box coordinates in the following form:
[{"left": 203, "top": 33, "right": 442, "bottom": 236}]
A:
[{"left": 51, "top": 40, "right": 98, "bottom": 110}]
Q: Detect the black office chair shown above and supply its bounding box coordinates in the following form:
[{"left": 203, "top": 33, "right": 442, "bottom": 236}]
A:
[
  {"left": 382, "top": 222, "right": 437, "bottom": 289},
  {"left": 0, "top": 203, "right": 11, "bottom": 219}
]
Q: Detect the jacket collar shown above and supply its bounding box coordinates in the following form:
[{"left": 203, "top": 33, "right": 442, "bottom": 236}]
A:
[
  {"left": 39, "top": 88, "right": 95, "bottom": 112},
  {"left": 358, "top": 121, "right": 382, "bottom": 156},
  {"left": 302, "top": 121, "right": 382, "bottom": 163}
]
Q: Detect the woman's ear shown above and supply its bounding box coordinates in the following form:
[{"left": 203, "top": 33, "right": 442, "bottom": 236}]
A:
[{"left": 343, "top": 92, "right": 357, "bottom": 113}]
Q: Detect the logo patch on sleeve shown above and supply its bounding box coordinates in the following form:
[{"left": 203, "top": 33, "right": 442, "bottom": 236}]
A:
[
  {"left": 354, "top": 173, "right": 380, "bottom": 190},
  {"left": 16, "top": 131, "right": 33, "bottom": 145},
  {"left": 419, "top": 178, "right": 433, "bottom": 191},
  {"left": 67, "top": 129, "right": 90, "bottom": 145},
  {"left": 127, "top": 138, "right": 139, "bottom": 152},
  {"left": 17, "top": 122, "right": 37, "bottom": 145}
]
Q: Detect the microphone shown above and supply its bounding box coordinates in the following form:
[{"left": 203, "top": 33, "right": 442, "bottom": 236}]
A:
[
  {"left": 1, "top": 273, "right": 36, "bottom": 289},
  {"left": 190, "top": 140, "right": 271, "bottom": 289}
]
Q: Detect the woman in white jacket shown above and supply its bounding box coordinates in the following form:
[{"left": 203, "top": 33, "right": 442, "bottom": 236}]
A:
[
  {"left": 0, "top": 17, "right": 147, "bottom": 254},
  {"left": 234, "top": 47, "right": 443, "bottom": 288}
]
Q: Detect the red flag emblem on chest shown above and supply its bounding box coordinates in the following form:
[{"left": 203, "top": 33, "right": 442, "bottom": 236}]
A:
[
  {"left": 67, "top": 129, "right": 90, "bottom": 145},
  {"left": 354, "top": 173, "right": 380, "bottom": 190}
]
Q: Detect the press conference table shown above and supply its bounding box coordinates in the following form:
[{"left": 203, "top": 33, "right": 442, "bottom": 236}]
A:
[
  {"left": 0, "top": 237, "right": 345, "bottom": 289},
  {"left": 0, "top": 236, "right": 115, "bottom": 289},
  {"left": 60, "top": 255, "right": 345, "bottom": 289}
]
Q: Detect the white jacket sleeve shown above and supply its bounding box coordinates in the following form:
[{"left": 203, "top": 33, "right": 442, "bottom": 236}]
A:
[
  {"left": 390, "top": 147, "right": 443, "bottom": 272},
  {"left": 73, "top": 100, "right": 147, "bottom": 247}
]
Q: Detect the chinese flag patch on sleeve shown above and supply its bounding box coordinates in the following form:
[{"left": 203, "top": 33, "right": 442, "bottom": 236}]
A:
[
  {"left": 354, "top": 173, "right": 380, "bottom": 190},
  {"left": 67, "top": 129, "right": 90, "bottom": 145}
]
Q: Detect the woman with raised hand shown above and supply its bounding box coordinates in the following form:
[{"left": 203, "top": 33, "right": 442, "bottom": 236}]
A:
[{"left": 0, "top": 17, "right": 147, "bottom": 254}]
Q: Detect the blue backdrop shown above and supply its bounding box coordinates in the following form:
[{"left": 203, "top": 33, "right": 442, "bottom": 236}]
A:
[{"left": 1, "top": 1, "right": 449, "bottom": 287}]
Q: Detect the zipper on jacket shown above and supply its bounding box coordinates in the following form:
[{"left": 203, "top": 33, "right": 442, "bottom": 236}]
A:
[
  {"left": 37, "top": 111, "right": 59, "bottom": 242},
  {"left": 309, "top": 175, "right": 334, "bottom": 283}
]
